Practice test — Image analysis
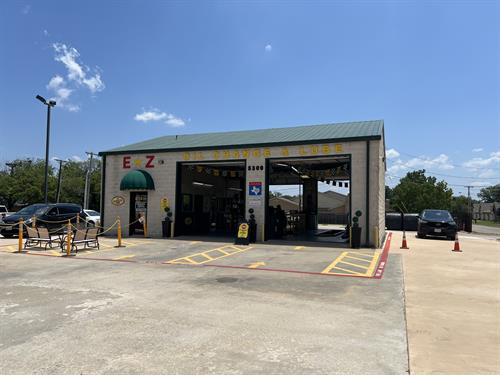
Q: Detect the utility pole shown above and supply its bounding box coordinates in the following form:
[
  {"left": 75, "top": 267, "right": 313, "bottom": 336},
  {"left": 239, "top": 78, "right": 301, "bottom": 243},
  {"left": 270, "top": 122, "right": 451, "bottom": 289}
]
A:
[
  {"left": 83, "top": 152, "right": 99, "bottom": 209},
  {"left": 54, "top": 159, "right": 67, "bottom": 203},
  {"left": 465, "top": 185, "right": 473, "bottom": 232}
]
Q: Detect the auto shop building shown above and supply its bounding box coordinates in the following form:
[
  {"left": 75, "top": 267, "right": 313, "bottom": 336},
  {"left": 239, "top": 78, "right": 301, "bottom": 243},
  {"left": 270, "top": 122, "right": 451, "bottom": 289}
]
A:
[{"left": 99, "top": 120, "right": 386, "bottom": 247}]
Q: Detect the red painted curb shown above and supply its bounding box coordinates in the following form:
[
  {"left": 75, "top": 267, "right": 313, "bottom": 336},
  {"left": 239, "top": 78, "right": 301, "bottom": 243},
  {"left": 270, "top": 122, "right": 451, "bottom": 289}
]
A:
[{"left": 373, "top": 232, "right": 392, "bottom": 279}]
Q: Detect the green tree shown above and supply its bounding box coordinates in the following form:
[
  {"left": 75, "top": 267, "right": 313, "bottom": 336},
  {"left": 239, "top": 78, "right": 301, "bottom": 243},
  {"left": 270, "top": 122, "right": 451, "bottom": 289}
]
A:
[
  {"left": 0, "top": 158, "right": 101, "bottom": 211},
  {"left": 390, "top": 170, "right": 453, "bottom": 213},
  {"left": 478, "top": 184, "right": 500, "bottom": 203}
]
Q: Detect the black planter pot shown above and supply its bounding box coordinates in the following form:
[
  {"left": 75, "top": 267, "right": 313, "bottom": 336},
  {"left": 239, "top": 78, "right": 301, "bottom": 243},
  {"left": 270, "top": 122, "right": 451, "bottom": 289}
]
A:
[{"left": 351, "top": 226, "right": 362, "bottom": 249}]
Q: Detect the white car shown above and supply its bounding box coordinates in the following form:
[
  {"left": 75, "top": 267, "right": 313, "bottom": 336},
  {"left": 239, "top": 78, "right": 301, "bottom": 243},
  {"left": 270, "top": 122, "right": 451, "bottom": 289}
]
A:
[{"left": 83, "top": 209, "right": 101, "bottom": 227}]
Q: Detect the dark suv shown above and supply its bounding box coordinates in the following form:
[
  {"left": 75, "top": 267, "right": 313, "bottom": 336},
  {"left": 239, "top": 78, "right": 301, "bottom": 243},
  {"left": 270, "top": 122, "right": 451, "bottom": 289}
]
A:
[
  {"left": 417, "top": 209, "right": 457, "bottom": 240},
  {"left": 0, "top": 203, "right": 85, "bottom": 238}
]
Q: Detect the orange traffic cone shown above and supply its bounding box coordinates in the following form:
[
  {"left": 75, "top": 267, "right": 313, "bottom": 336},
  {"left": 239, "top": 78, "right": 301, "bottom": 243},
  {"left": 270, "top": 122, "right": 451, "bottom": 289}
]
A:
[
  {"left": 452, "top": 233, "right": 462, "bottom": 252},
  {"left": 400, "top": 230, "right": 409, "bottom": 249}
]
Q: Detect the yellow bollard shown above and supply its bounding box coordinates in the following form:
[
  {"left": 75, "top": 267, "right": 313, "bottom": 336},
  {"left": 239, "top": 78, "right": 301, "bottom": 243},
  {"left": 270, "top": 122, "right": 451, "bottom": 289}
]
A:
[
  {"left": 143, "top": 216, "right": 148, "bottom": 238},
  {"left": 18, "top": 218, "right": 24, "bottom": 252},
  {"left": 115, "top": 216, "right": 125, "bottom": 247},
  {"left": 32, "top": 215, "right": 36, "bottom": 228},
  {"left": 66, "top": 219, "right": 72, "bottom": 256}
]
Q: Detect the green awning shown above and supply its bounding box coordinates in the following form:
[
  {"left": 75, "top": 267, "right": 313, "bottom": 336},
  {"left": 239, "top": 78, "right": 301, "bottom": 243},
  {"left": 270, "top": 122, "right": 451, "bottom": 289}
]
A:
[{"left": 120, "top": 170, "right": 155, "bottom": 190}]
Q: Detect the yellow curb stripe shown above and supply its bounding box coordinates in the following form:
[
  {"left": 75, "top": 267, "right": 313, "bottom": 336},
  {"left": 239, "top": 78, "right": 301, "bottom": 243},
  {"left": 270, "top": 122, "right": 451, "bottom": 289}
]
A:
[{"left": 113, "top": 254, "right": 136, "bottom": 260}]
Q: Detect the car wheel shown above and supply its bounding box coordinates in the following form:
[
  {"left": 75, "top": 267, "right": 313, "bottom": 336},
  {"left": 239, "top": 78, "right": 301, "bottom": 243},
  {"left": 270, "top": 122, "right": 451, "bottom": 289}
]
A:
[
  {"left": 1, "top": 233, "right": 14, "bottom": 238},
  {"left": 417, "top": 232, "right": 424, "bottom": 239}
]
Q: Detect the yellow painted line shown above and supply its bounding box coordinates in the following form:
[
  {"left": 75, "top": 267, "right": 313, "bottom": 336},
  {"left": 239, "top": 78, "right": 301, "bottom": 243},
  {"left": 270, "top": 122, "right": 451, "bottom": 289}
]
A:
[
  {"left": 7, "top": 245, "right": 17, "bottom": 252},
  {"left": 294, "top": 246, "right": 305, "bottom": 250},
  {"left": 50, "top": 250, "right": 61, "bottom": 257},
  {"left": 338, "top": 260, "right": 369, "bottom": 270},
  {"left": 344, "top": 255, "right": 373, "bottom": 263},
  {"left": 364, "top": 252, "right": 381, "bottom": 277},
  {"left": 332, "top": 266, "right": 364, "bottom": 275},
  {"left": 248, "top": 261, "right": 266, "bottom": 269},
  {"left": 321, "top": 252, "right": 349, "bottom": 274},
  {"left": 164, "top": 245, "right": 253, "bottom": 265},
  {"left": 190, "top": 241, "right": 201, "bottom": 245},
  {"left": 113, "top": 254, "right": 136, "bottom": 260}
]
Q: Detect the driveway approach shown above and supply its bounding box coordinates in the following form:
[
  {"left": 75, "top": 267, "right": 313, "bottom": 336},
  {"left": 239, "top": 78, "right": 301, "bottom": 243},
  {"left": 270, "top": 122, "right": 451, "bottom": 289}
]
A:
[{"left": 0, "top": 236, "right": 409, "bottom": 375}]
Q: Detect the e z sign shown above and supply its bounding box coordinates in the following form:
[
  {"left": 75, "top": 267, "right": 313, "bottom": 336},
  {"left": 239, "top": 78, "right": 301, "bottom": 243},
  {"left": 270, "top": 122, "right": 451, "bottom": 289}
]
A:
[{"left": 123, "top": 155, "right": 155, "bottom": 169}]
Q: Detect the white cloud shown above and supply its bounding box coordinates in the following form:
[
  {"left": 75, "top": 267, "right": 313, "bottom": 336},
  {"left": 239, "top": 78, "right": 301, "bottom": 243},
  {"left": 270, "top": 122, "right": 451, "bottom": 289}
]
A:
[
  {"left": 463, "top": 151, "right": 500, "bottom": 169},
  {"left": 265, "top": 44, "right": 272, "bottom": 52},
  {"left": 46, "top": 43, "right": 105, "bottom": 112},
  {"left": 472, "top": 148, "right": 483, "bottom": 153},
  {"left": 43, "top": 29, "right": 49, "bottom": 37},
  {"left": 22, "top": 5, "right": 31, "bottom": 14},
  {"left": 165, "top": 114, "right": 185, "bottom": 127},
  {"left": 47, "top": 75, "right": 64, "bottom": 90},
  {"left": 134, "top": 110, "right": 167, "bottom": 122},
  {"left": 386, "top": 148, "right": 400, "bottom": 159},
  {"left": 70, "top": 155, "right": 83, "bottom": 162},
  {"left": 387, "top": 153, "right": 454, "bottom": 175},
  {"left": 134, "top": 109, "right": 186, "bottom": 127}
]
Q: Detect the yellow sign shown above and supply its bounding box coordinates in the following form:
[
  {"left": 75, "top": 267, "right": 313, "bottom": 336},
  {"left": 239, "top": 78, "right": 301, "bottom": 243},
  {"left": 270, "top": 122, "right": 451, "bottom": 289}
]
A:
[
  {"left": 160, "top": 198, "right": 169, "bottom": 210},
  {"left": 237, "top": 223, "right": 249, "bottom": 238}
]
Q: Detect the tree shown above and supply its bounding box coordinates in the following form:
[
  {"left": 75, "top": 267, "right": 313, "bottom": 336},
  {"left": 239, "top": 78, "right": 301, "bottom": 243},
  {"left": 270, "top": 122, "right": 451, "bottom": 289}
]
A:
[
  {"left": 0, "top": 158, "right": 101, "bottom": 211},
  {"left": 478, "top": 184, "right": 500, "bottom": 203},
  {"left": 390, "top": 170, "right": 453, "bottom": 213}
]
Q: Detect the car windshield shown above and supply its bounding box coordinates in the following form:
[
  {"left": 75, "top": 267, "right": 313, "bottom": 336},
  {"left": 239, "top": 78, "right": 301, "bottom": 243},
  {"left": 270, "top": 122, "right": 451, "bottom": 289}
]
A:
[
  {"left": 422, "top": 210, "right": 453, "bottom": 221},
  {"left": 85, "top": 210, "right": 100, "bottom": 216},
  {"left": 15, "top": 205, "right": 48, "bottom": 215}
]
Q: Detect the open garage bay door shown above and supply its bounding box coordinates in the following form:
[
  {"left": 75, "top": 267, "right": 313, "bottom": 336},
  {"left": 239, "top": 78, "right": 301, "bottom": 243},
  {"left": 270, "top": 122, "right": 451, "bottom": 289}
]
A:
[
  {"left": 176, "top": 161, "right": 246, "bottom": 237},
  {"left": 266, "top": 155, "right": 351, "bottom": 243}
]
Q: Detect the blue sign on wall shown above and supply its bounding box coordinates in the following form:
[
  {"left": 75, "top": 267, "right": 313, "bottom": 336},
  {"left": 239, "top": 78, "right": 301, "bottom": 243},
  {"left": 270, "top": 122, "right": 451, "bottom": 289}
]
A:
[{"left": 249, "top": 181, "right": 262, "bottom": 196}]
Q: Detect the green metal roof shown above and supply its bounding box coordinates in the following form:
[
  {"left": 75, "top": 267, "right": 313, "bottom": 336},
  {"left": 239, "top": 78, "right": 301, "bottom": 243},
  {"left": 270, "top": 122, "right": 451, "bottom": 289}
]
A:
[
  {"left": 120, "top": 170, "right": 155, "bottom": 190},
  {"left": 102, "top": 120, "right": 383, "bottom": 155}
]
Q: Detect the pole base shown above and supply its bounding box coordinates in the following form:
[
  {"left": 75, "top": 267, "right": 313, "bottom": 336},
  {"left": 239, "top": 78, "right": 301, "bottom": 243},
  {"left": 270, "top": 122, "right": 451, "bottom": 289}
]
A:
[{"left": 114, "top": 245, "right": 126, "bottom": 248}]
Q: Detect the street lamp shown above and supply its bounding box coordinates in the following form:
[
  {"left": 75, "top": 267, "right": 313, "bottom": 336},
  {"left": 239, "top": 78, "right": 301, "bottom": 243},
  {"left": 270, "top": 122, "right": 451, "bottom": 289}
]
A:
[{"left": 36, "top": 95, "right": 56, "bottom": 203}]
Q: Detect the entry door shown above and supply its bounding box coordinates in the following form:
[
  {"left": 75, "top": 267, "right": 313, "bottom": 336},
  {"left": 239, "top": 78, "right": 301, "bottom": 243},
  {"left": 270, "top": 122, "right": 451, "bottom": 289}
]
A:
[{"left": 129, "top": 192, "right": 148, "bottom": 235}]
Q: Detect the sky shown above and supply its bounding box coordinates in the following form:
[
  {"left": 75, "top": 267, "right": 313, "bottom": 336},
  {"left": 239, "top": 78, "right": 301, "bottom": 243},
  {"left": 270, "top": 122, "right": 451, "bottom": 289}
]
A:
[{"left": 0, "top": 0, "right": 498, "bottom": 197}]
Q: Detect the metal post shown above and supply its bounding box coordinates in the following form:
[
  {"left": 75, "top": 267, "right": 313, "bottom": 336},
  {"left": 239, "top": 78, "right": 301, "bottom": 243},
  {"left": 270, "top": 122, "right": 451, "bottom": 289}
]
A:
[
  {"left": 43, "top": 105, "right": 51, "bottom": 203},
  {"left": 84, "top": 152, "right": 97, "bottom": 209},
  {"left": 55, "top": 159, "right": 66, "bottom": 203},
  {"left": 18, "top": 219, "right": 24, "bottom": 252}
]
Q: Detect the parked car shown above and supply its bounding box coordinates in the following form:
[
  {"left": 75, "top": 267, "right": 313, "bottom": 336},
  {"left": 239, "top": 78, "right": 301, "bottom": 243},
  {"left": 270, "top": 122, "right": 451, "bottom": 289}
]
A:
[
  {"left": 83, "top": 209, "right": 101, "bottom": 227},
  {"left": 417, "top": 209, "right": 457, "bottom": 240},
  {"left": 0, "top": 203, "right": 85, "bottom": 238},
  {"left": 0, "top": 205, "right": 11, "bottom": 220}
]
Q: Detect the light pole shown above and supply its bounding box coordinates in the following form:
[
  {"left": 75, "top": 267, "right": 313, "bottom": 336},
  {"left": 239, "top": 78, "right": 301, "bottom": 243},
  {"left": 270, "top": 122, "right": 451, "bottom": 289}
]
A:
[
  {"left": 54, "top": 159, "right": 67, "bottom": 203},
  {"left": 36, "top": 95, "right": 56, "bottom": 203}
]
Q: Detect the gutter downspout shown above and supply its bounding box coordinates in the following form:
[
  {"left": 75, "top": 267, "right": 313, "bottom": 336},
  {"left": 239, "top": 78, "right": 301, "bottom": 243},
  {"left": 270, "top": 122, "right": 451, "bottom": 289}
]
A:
[{"left": 366, "top": 141, "right": 370, "bottom": 245}]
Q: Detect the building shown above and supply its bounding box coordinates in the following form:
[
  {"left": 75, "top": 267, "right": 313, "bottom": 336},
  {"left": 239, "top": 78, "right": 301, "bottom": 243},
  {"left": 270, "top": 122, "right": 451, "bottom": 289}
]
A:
[
  {"left": 473, "top": 202, "right": 500, "bottom": 221},
  {"left": 99, "top": 120, "right": 386, "bottom": 246}
]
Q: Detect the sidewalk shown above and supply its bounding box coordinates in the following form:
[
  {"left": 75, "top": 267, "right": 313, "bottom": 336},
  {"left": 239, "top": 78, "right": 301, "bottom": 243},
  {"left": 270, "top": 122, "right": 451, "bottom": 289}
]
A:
[{"left": 393, "top": 231, "right": 500, "bottom": 374}]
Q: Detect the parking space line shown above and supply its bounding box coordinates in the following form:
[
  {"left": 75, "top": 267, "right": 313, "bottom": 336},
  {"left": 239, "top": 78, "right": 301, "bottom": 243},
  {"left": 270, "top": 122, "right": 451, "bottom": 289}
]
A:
[
  {"left": 113, "top": 254, "right": 136, "bottom": 260},
  {"left": 164, "top": 245, "right": 253, "bottom": 265},
  {"left": 321, "top": 250, "right": 381, "bottom": 277}
]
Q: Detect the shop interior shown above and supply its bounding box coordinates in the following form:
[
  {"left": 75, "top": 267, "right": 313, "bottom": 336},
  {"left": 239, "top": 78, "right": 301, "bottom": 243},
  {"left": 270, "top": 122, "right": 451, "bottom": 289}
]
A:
[
  {"left": 267, "top": 156, "right": 351, "bottom": 243},
  {"left": 176, "top": 161, "right": 246, "bottom": 237}
]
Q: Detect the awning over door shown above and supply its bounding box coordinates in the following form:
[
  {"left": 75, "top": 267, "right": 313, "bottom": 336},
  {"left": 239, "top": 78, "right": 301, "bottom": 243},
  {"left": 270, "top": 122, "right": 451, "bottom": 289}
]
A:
[{"left": 120, "top": 170, "right": 155, "bottom": 190}]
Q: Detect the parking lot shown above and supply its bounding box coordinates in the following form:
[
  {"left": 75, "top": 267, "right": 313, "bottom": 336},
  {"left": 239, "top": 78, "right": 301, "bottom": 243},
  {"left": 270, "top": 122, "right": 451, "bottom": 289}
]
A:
[{"left": 1, "top": 232, "right": 499, "bottom": 374}]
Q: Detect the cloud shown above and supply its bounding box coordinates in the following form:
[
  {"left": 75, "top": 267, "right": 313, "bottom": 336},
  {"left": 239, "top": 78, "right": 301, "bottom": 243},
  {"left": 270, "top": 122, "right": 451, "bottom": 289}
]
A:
[
  {"left": 134, "top": 109, "right": 186, "bottom": 127},
  {"left": 463, "top": 151, "right": 500, "bottom": 169},
  {"left": 386, "top": 148, "right": 400, "bottom": 159},
  {"left": 265, "top": 44, "right": 272, "bottom": 52},
  {"left": 387, "top": 153, "right": 454, "bottom": 175},
  {"left": 46, "top": 43, "right": 105, "bottom": 111},
  {"left": 70, "top": 155, "right": 83, "bottom": 162},
  {"left": 43, "top": 29, "right": 49, "bottom": 37},
  {"left": 22, "top": 5, "right": 31, "bottom": 14},
  {"left": 472, "top": 148, "right": 483, "bottom": 153},
  {"left": 165, "top": 114, "right": 185, "bottom": 127}
]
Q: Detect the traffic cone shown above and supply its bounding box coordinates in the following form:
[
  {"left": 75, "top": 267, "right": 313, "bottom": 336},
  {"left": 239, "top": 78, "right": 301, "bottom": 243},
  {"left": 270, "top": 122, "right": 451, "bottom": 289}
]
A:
[
  {"left": 400, "top": 230, "right": 409, "bottom": 249},
  {"left": 452, "top": 233, "right": 462, "bottom": 252}
]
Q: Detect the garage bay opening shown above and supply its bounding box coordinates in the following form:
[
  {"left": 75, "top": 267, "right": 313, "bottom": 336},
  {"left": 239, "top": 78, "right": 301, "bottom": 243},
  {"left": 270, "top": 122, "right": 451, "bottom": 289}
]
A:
[
  {"left": 176, "top": 161, "right": 246, "bottom": 237},
  {"left": 266, "top": 156, "right": 351, "bottom": 244}
]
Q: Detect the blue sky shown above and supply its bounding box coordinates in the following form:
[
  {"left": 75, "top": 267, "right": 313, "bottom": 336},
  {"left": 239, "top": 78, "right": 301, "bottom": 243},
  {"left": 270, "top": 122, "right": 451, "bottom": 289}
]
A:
[{"left": 0, "top": 1, "right": 498, "bottom": 196}]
